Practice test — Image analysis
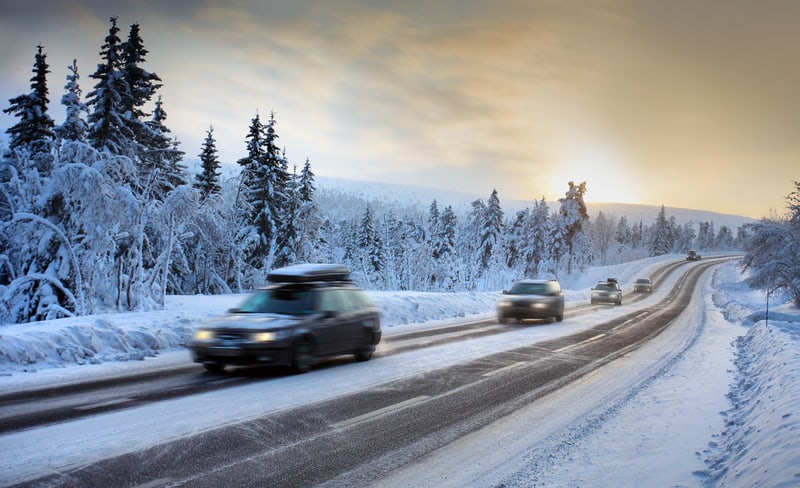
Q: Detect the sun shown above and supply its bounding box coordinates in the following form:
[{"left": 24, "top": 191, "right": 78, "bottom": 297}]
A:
[{"left": 549, "top": 140, "right": 640, "bottom": 204}]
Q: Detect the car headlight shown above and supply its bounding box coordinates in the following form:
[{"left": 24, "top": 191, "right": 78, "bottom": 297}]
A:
[
  {"left": 194, "top": 329, "right": 213, "bottom": 341},
  {"left": 252, "top": 331, "right": 277, "bottom": 342}
]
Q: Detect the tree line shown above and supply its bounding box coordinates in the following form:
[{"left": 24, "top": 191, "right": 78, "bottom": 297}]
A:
[{"left": 0, "top": 18, "right": 751, "bottom": 324}]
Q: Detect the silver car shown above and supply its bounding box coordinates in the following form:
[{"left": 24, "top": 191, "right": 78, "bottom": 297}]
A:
[
  {"left": 591, "top": 278, "right": 623, "bottom": 305},
  {"left": 497, "top": 279, "right": 565, "bottom": 323},
  {"left": 633, "top": 278, "right": 654, "bottom": 293}
]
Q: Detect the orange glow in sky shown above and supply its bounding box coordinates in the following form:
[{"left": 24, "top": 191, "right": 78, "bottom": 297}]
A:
[{"left": 1, "top": 1, "right": 798, "bottom": 219}]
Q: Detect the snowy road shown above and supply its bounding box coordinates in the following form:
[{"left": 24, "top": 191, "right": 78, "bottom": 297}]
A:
[{"left": 0, "top": 257, "right": 737, "bottom": 486}]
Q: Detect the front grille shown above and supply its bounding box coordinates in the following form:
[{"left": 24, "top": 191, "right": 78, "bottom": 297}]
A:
[{"left": 217, "top": 332, "right": 247, "bottom": 341}]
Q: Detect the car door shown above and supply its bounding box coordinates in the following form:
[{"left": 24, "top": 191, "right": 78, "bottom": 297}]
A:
[{"left": 314, "top": 289, "right": 345, "bottom": 356}]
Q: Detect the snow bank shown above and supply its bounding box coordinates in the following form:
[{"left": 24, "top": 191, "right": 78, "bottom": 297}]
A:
[{"left": 702, "top": 262, "right": 800, "bottom": 486}]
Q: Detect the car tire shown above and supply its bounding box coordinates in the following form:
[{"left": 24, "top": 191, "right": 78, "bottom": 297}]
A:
[
  {"left": 497, "top": 315, "right": 507, "bottom": 324},
  {"left": 590, "top": 299, "right": 596, "bottom": 305},
  {"left": 203, "top": 362, "right": 224, "bottom": 374},
  {"left": 556, "top": 314, "right": 563, "bottom": 322},
  {"left": 291, "top": 340, "right": 313, "bottom": 374},
  {"left": 354, "top": 330, "right": 374, "bottom": 362}
]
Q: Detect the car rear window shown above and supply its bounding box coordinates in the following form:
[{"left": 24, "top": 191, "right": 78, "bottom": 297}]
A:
[{"left": 510, "top": 283, "right": 550, "bottom": 295}]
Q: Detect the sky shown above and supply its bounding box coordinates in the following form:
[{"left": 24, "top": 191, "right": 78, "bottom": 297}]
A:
[
  {"left": 2, "top": 257, "right": 798, "bottom": 486},
  {"left": 0, "top": 0, "right": 798, "bottom": 219}
]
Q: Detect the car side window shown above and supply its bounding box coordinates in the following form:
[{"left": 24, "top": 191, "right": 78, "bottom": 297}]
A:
[
  {"left": 318, "top": 290, "right": 340, "bottom": 313},
  {"left": 337, "top": 289, "right": 361, "bottom": 313}
]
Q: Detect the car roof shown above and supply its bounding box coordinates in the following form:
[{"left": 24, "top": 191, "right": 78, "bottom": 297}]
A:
[{"left": 267, "top": 263, "right": 352, "bottom": 283}]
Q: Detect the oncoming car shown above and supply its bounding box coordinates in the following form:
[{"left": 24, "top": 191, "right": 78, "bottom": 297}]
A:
[
  {"left": 591, "top": 278, "right": 623, "bottom": 305},
  {"left": 633, "top": 278, "right": 654, "bottom": 293},
  {"left": 496, "top": 279, "right": 564, "bottom": 323},
  {"left": 686, "top": 250, "right": 701, "bottom": 261},
  {"left": 187, "top": 264, "right": 381, "bottom": 374}
]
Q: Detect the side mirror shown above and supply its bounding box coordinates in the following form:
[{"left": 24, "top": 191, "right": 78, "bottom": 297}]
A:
[{"left": 502, "top": 290, "right": 508, "bottom": 294}]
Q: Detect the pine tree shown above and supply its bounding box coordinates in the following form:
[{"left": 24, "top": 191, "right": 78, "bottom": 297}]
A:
[
  {"left": 55, "top": 59, "right": 89, "bottom": 143},
  {"left": 120, "top": 23, "right": 162, "bottom": 125},
  {"left": 235, "top": 112, "right": 290, "bottom": 272},
  {"left": 525, "top": 197, "right": 553, "bottom": 277},
  {"left": 295, "top": 158, "right": 324, "bottom": 263},
  {"left": 478, "top": 189, "right": 504, "bottom": 272},
  {"left": 3, "top": 44, "right": 56, "bottom": 169},
  {"left": 557, "top": 181, "right": 588, "bottom": 273},
  {"left": 194, "top": 126, "right": 222, "bottom": 199},
  {"left": 649, "top": 205, "right": 673, "bottom": 256},
  {"left": 86, "top": 17, "right": 132, "bottom": 154},
  {"left": 142, "top": 95, "right": 186, "bottom": 199}
]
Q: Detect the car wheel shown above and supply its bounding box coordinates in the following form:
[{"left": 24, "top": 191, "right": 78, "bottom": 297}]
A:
[
  {"left": 497, "top": 315, "right": 507, "bottom": 324},
  {"left": 556, "top": 314, "right": 563, "bottom": 322},
  {"left": 291, "top": 340, "right": 313, "bottom": 374},
  {"left": 203, "top": 362, "right": 225, "bottom": 374},
  {"left": 590, "top": 299, "right": 596, "bottom": 305},
  {"left": 354, "top": 330, "right": 374, "bottom": 362}
]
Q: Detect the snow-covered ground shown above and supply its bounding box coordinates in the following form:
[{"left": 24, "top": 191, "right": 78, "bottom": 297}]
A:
[{"left": 0, "top": 255, "right": 798, "bottom": 487}]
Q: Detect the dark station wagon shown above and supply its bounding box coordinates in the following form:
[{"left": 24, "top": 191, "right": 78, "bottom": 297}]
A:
[{"left": 187, "top": 264, "right": 382, "bottom": 374}]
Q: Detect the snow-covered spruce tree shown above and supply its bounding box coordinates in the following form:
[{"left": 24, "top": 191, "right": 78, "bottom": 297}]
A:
[
  {"left": 294, "top": 158, "right": 325, "bottom": 263},
  {"left": 142, "top": 95, "right": 186, "bottom": 201},
  {"left": 504, "top": 208, "right": 528, "bottom": 273},
  {"left": 351, "top": 205, "right": 384, "bottom": 288},
  {"left": 740, "top": 181, "right": 800, "bottom": 308},
  {"left": 436, "top": 205, "right": 459, "bottom": 290},
  {"left": 3, "top": 44, "right": 56, "bottom": 175},
  {"left": 478, "top": 189, "right": 504, "bottom": 277},
  {"left": 648, "top": 205, "right": 673, "bottom": 256},
  {"left": 234, "top": 112, "right": 291, "bottom": 281},
  {"left": 523, "top": 197, "right": 554, "bottom": 277},
  {"left": 696, "top": 221, "right": 716, "bottom": 251},
  {"left": 193, "top": 126, "right": 222, "bottom": 199},
  {"left": 675, "top": 221, "right": 696, "bottom": 254},
  {"left": 426, "top": 199, "right": 444, "bottom": 287},
  {"left": 458, "top": 198, "right": 485, "bottom": 290},
  {"left": 55, "top": 59, "right": 89, "bottom": 144},
  {"left": 715, "top": 225, "right": 735, "bottom": 249},
  {"left": 86, "top": 17, "right": 133, "bottom": 156},
  {"left": 274, "top": 164, "right": 299, "bottom": 268},
  {"left": 557, "top": 181, "right": 589, "bottom": 274}
]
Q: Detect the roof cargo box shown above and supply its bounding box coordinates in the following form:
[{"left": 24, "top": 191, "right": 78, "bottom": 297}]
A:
[{"left": 267, "top": 263, "right": 351, "bottom": 283}]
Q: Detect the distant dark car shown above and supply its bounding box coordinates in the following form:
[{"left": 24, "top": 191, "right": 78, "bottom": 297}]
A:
[
  {"left": 591, "top": 278, "right": 622, "bottom": 305},
  {"left": 187, "top": 264, "right": 381, "bottom": 374},
  {"left": 686, "top": 250, "right": 701, "bottom": 261},
  {"left": 496, "top": 279, "right": 564, "bottom": 323},
  {"left": 633, "top": 278, "right": 654, "bottom": 293}
]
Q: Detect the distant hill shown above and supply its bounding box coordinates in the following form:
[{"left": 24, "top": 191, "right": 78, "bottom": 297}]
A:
[{"left": 316, "top": 176, "right": 755, "bottom": 230}]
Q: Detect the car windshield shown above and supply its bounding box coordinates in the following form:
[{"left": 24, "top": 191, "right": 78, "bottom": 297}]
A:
[
  {"left": 236, "top": 287, "right": 315, "bottom": 315},
  {"left": 509, "top": 282, "right": 551, "bottom": 295},
  {"left": 594, "top": 283, "right": 617, "bottom": 291},
  {"left": 636, "top": 279, "right": 651, "bottom": 284}
]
